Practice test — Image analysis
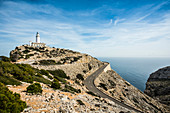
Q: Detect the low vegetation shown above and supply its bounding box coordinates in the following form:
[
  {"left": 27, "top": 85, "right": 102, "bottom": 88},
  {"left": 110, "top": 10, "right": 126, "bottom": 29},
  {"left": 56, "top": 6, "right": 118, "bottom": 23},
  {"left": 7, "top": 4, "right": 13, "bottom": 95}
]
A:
[
  {"left": 76, "top": 74, "right": 84, "bottom": 80},
  {"left": 0, "top": 60, "right": 52, "bottom": 85},
  {"left": 0, "top": 82, "right": 26, "bottom": 112},
  {"left": 99, "top": 83, "right": 108, "bottom": 91},
  {"left": 76, "top": 100, "right": 85, "bottom": 105},
  {"left": 39, "top": 60, "right": 56, "bottom": 65},
  {"left": 0, "top": 76, "right": 21, "bottom": 86},
  {"left": 51, "top": 79, "right": 60, "bottom": 89},
  {"left": 40, "top": 69, "right": 53, "bottom": 79},
  {"left": 86, "top": 91, "right": 97, "bottom": 96},
  {"left": 63, "top": 84, "right": 81, "bottom": 94},
  {"left": 0, "top": 61, "right": 34, "bottom": 83},
  {"left": 48, "top": 69, "right": 69, "bottom": 79},
  {"left": 0, "top": 56, "right": 11, "bottom": 62},
  {"left": 26, "top": 83, "right": 42, "bottom": 94},
  {"left": 56, "top": 56, "right": 82, "bottom": 64},
  {"left": 32, "top": 76, "right": 51, "bottom": 85}
]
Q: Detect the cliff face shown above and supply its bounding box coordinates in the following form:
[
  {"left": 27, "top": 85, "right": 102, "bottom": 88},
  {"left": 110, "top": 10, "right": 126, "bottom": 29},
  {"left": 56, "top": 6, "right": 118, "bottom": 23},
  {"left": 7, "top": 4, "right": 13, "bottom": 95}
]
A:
[
  {"left": 144, "top": 66, "right": 170, "bottom": 107},
  {"left": 95, "top": 70, "right": 168, "bottom": 113},
  {"left": 9, "top": 45, "right": 169, "bottom": 112}
]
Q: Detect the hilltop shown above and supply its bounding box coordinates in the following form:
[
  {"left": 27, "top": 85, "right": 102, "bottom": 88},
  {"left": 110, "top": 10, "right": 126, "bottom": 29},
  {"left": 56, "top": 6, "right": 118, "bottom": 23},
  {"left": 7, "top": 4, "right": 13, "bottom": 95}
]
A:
[{"left": 0, "top": 45, "right": 169, "bottom": 112}]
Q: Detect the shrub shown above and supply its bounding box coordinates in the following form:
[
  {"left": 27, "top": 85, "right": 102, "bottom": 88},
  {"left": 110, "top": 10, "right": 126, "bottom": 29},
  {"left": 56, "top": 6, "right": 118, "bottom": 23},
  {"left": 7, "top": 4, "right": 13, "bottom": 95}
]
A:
[
  {"left": 108, "top": 80, "right": 116, "bottom": 87},
  {"left": 48, "top": 69, "right": 68, "bottom": 78},
  {"left": 32, "top": 76, "right": 51, "bottom": 85},
  {"left": 88, "top": 64, "right": 92, "bottom": 70},
  {"left": 0, "top": 56, "right": 11, "bottom": 62},
  {"left": 25, "top": 55, "right": 30, "bottom": 59},
  {"left": 25, "top": 54, "right": 34, "bottom": 59},
  {"left": 86, "top": 91, "right": 97, "bottom": 96},
  {"left": 26, "top": 83, "right": 42, "bottom": 94},
  {"left": 0, "top": 75, "right": 21, "bottom": 86},
  {"left": 65, "top": 84, "right": 81, "bottom": 93},
  {"left": 0, "top": 82, "right": 26, "bottom": 112},
  {"left": 54, "top": 76, "right": 66, "bottom": 84},
  {"left": 99, "top": 83, "right": 107, "bottom": 91},
  {"left": 51, "top": 79, "right": 60, "bottom": 89},
  {"left": 76, "top": 100, "right": 85, "bottom": 105},
  {"left": 16, "top": 64, "right": 35, "bottom": 76},
  {"left": 76, "top": 74, "right": 84, "bottom": 80},
  {"left": 39, "top": 60, "right": 56, "bottom": 65},
  {"left": 0, "top": 60, "right": 52, "bottom": 85},
  {"left": 0, "top": 61, "right": 33, "bottom": 83},
  {"left": 75, "top": 80, "right": 80, "bottom": 85},
  {"left": 23, "top": 50, "right": 30, "bottom": 54},
  {"left": 40, "top": 69, "right": 53, "bottom": 79}
]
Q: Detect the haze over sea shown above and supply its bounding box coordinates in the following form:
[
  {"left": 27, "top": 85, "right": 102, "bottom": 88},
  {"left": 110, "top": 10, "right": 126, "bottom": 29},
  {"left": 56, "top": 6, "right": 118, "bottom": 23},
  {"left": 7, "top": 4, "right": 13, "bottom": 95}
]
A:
[{"left": 98, "top": 57, "right": 170, "bottom": 92}]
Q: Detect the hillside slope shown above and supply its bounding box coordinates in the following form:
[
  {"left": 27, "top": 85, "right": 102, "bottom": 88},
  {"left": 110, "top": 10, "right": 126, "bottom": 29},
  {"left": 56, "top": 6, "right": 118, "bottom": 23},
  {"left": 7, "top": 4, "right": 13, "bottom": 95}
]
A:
[
  {"left": 95, "top": 70, "right": 168, "bottom": 112},
  {"left": 6, "top": 45, "right": 169, "bottom": 112},
  {"left": 144, "top": 66, "right": 170, "bottom": 110}
]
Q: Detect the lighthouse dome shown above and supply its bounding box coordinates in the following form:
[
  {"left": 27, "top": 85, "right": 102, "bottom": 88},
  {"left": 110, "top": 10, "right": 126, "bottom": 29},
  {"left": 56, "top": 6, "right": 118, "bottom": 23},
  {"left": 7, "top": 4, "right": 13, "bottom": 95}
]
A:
[{"left": 36, "top": 32, "right": 40, "bottom": 37}]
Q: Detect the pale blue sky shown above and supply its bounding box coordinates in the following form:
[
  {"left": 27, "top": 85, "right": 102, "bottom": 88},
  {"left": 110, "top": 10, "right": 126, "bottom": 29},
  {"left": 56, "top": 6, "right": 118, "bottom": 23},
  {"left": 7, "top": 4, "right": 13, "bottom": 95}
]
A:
[{"left": 0, "top": 0, "right": 170, "bottom": 57}]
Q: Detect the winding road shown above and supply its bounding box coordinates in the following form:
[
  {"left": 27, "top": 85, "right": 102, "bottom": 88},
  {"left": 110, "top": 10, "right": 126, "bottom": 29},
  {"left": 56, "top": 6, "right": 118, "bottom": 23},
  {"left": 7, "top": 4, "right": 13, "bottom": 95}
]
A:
[{"left": 84, "top": 64, "right": 142, "bottom": 113}]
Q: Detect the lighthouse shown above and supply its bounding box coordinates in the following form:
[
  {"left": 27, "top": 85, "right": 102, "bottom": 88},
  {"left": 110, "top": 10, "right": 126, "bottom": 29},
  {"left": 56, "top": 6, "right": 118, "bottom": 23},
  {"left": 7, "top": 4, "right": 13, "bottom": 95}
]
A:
[
  {"left": 36, "top": 32, "right": 40, "bottom": 43},
  {"left": 29, "top": 32, "right": 46, "bottom": 47}
]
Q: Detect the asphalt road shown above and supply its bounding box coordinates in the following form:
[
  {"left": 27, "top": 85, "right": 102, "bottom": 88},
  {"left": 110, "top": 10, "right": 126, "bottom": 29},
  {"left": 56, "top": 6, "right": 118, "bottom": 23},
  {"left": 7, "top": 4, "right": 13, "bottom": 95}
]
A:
[{"left": 84, "top": 64, "right": 142, "bottom": 113}]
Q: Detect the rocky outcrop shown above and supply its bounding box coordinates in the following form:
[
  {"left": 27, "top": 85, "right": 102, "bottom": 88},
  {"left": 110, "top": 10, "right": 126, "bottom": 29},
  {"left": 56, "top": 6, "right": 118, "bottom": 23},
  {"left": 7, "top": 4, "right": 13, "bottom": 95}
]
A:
[
  {"left": 10, "top": 45, "right": 98, "bottom": 65},
  {"left": 8, "top": 82, "right": 134, "bottom": 113},
  {"left": 95, "top": 70, "right": 168, "bottom": 113},
  {"left": 144, "top": 66, "right": 170, "bottom": 107}
]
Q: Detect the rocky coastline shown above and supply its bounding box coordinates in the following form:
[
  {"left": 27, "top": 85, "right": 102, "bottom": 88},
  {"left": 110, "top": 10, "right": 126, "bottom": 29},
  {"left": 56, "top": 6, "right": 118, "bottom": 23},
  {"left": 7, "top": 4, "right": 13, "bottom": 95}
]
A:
[
  {"left": 144, "top": 66, "right": 170, "bottom": 111},
  {"left": 1, "top": 45, "right": 169, "bottom": 112}
]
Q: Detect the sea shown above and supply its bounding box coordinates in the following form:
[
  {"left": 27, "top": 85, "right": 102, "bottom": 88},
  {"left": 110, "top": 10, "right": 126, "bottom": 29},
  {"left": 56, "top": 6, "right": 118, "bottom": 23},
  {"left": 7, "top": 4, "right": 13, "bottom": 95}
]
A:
[{"left": 98, "top": 57, "right": 170, "bottom": 92}]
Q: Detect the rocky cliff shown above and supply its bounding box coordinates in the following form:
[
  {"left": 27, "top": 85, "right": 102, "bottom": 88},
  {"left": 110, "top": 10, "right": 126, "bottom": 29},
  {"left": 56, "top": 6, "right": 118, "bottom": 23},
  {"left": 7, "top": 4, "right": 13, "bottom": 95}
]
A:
[
  {"left": 8, "top": 45, "right": 169, "bottom": 112},
  {"left": 144, "top": 66, "right": 170, "bottom": 109},
  {"left": 95, "top": 70, "right": 168, "bottom": 113}
]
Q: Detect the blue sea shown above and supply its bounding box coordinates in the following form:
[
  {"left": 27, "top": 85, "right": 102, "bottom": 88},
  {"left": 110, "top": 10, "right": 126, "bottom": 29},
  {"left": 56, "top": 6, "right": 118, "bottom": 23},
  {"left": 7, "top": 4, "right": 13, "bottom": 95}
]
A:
[{"left": 98, "top": 57, "right": 170, "bottom": 92}]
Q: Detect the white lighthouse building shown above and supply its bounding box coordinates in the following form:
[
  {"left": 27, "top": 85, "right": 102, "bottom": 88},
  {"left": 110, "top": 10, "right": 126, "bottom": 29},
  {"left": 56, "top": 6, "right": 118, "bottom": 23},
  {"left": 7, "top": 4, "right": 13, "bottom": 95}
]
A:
[
  {"left": 29, "top": 32, "right": 46, "bottom": 47},
  {"left": 36, "top": 32, "right": 40, "bottom": 43}
]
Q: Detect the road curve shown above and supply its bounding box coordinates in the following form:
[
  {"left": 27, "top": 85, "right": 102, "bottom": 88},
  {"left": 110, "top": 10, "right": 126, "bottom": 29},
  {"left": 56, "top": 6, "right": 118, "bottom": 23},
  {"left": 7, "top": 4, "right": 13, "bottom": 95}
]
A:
[{"left": 84, "top": 64, "right": 142, "bottom": 113}]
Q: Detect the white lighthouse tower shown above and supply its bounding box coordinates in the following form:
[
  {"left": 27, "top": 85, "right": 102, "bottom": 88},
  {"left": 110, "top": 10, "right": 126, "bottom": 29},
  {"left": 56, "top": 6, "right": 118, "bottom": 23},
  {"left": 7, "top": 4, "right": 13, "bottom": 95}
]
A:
[
  {"left": 29, "top": 32, "right": 46, "bottom": 47},
  {"left": 36, "top": 32, "right": 40, "bottom": 43}
]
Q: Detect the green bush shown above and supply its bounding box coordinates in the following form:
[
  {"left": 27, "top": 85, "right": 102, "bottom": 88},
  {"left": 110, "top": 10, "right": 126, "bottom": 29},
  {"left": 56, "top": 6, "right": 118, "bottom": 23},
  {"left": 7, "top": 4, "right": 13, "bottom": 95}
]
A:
[
  {"left": 0, "top": 56, "right": 11, "bottom": 62},
  {"left": 32, "top": 76, "right": 51, "bottom": 85},
  {"left": 26, "top": 83, "right": 42, "bottom": 94},
  {"left": 48, "top": 69, "right": 68, "bottom": 78},
  {"left": 76, "top": 100, "right": 85, "bottom": 105},
  {"left": 51, "top": 79, "right": 60, "bottom": 89},
  {"left": 0, "top": 59, "right": 53, "bottom": 85},
  {"left": 16, "top": 64, "right": 35, "bottom": 76},
  {"left": 54, "top": 76, "right": 66, "bottom": 84},
  {"left": 75, "top": 80, "right": 80, "bottom": 85},
  {"left": 0, "top": 61, "right": 33, "bottom": 83},
  {"left": 76, "top": 74, "right": 84, "bottom": 80},
  {"left": 99, "top": 83, "right": 107, "bottom": 91},
  {"left": 64, "top": 84, "right": 81, "bottom": 93},
  {"left": 0, "top": 75, "right": 21, "bottom": 86},
  {"left": 0, "top": 82, "right": 26, "bottom": 112},
  {"left": 39, "top": 60, "right": 56, "bottom": 65},
  {"left": 86, "top": 91, "right": 97, "bottom": 96},
  {"left": 40, "top": 69, "right": 53, "bottom": 79},
  {"left": 23, "top": 50, "right": 30, "bottom": 54}
]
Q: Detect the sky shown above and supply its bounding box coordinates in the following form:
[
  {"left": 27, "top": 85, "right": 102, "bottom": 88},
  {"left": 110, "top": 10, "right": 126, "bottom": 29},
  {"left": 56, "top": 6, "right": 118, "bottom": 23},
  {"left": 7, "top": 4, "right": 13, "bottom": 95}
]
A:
[{"left": 0, "top": 0, "right": 170, "bottom": 57}]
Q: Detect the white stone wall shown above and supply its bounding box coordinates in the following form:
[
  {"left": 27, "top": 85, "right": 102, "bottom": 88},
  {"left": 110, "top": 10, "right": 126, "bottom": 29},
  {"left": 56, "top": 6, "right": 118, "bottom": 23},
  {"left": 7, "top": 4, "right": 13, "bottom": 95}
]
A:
[{"left": 104, "top": 63, "right": 111, "bottom": 72}]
